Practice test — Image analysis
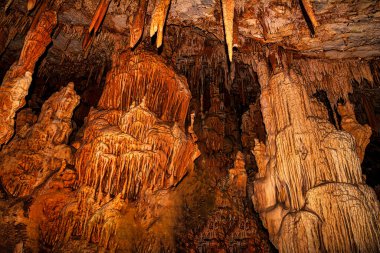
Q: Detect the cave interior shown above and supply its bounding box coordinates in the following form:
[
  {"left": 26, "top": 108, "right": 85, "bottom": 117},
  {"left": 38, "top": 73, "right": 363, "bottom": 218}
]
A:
[{"left": 0, "top": 0, "right": 380, "bottom": 252}]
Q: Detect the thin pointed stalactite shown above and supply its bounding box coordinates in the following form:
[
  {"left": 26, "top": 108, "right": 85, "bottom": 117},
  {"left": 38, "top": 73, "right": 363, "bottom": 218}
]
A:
[
  {"left": 27, "top": 0, "right": 37, "bottom": 11},
  {"left": 89, "top": 0, "right": 111, "bottom": 35},
  {"left": 82, "top": 31, "right": 93, "bottom": 51},
  {"left": 130, "top": 0, "right": 149, "bottom": 48},
  {"left": 5, "top": 0, "right": 15, "bottom": 12},
  {"left": 300, "top": 0, "right": 319, "bottom": 30},
  {"left": 221, "top": 0, "right": 235, "bottom": 62},
  {"left": 150, "top": 0, "right": 171, "bottom": 48}
]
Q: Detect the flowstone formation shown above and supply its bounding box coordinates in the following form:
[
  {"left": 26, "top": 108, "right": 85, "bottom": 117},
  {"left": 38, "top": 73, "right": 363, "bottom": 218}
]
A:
[
  {"left": 251, "top": 56, "right": 380, "bottom": 252},
  {"left": 0, "top": 82, "right": 79, "bottom": 197},
  {"left": 40, "top": 51, "right": 199, "bottom": 252},
  {"left": 0, "top": 10, "right": 57, "bottom": 146},
  {"left": 0, "top": 82, "right": 79, "bottom": 251}
]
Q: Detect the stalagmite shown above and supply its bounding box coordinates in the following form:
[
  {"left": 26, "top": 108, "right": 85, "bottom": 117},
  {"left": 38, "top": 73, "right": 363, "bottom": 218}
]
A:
[
  {"left": 0, "top": 11, "right": 57, "bottom": 146},
  {"left": 150, "top": 0, "right": 171, "bottom": 48},
  {"left": 0, "top": 83, "right": 79, "bottom": 197},
  {"left": 251, "top": 58, "right": 380, "bottom": 252},
  {"left": 221, "top": 0, "right": 235, "bottom": 61},
  {"left": 130, "top": 0, "right": 149, "bottom": 48}
]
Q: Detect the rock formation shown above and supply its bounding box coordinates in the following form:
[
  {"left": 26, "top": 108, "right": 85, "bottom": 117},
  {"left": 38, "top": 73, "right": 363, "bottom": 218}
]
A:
[
  {"left": 251, "top": 57, "right": 380, "bottom": 252},
  {"left": 0, "top": 83, "right": 79, "bottom": 197},
  {"left": 0, "top": 1, "right": 379, "bottom": 252},
  {"left": 37, "top": 51, "right": 200, "bottom": 252},
  {"left": 0, "top": 10, "right": 57, "bottom": 146}
]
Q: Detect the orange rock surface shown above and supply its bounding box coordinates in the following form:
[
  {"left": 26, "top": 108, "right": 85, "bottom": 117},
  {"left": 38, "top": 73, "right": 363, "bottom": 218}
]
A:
[{"left": 0, "top": 11, "right": 57, "bottom": 146}]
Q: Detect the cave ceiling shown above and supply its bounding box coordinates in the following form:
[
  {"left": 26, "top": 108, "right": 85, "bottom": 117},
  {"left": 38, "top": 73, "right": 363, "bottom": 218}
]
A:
[{"left": 1, "top": 0, "right": 380, "bottom": 89}]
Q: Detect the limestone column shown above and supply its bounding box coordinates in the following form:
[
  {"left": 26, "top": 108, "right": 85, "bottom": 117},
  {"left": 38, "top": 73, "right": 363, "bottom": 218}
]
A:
[{"left": 252, "top": 60, "right": 380, "bottom": 252}]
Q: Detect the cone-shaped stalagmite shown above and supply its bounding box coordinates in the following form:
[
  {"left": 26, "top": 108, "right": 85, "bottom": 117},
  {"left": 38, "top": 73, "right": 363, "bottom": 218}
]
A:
[{"left": 0, "top": 83, "right": 80, "bottom": 197}]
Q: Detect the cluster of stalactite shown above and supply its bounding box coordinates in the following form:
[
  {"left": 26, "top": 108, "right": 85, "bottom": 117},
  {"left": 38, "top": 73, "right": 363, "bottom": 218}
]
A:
[
  {"left": 0, "top": 10, "right": 57, "bottom": 146},
  {"left": 98, "top": 51, "right": 191, "bottom": 126},
  {"left": 247, "top": 52, "right": 380, "bottom": 252}
]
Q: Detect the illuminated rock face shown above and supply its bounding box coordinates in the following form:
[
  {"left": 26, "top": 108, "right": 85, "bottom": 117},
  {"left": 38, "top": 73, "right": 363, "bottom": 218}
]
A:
[
  {"left": 0, "top": 83, "right": 79, "bottom": 197},
  {"left": 252, "top": 61, "right": 380, "bottom": 252},
  {"left": 0, "top": 11, "right": 57, "bottom": 146},
  {"left": 42, "top": 51, "right": 199, "bottom": 251}
]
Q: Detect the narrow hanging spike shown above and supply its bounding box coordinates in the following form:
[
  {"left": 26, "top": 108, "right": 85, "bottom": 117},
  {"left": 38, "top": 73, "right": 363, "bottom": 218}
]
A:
[
  {"left": 129, "top": 0, "right": 149, "bottom": 48},
  {"left": 27, "top": 0, "right": 37, "bottom": 11},
  {"left": 221, "top": 0, "right": 235, "bottom": 62},
  {"left": 150, "top": 0, "right": 171, "bottom": 48},
  {"left": 301, "top": 0, "right": 319, "bottom": 30},
  {"left": 5, "top": 0, "right": 15, "bottom": 12},
  {"left": 89, "top": 0, "right": 111, "bottom": 35}
]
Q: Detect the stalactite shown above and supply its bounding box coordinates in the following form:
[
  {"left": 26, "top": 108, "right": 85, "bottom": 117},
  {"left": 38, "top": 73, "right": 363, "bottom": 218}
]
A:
[
  {"left": 129, "top": 0, "right": 148, "bottom": 48},
  {"left": 221, "top": 0, "right": 235, "bottom": 62},
  {"left": 89, "top": 0, "right": 111, "bottom": 35},
  {"left": 27, "top": 0, "right": 37, "bottom": 11},
  {"left": 338, "top": 101, "right": 372, "bottom": 162},
  {"left": 300, "top": 0, "right": 319, "bottom": 30},
  {"left": 0, "top": 10, "right": 57, "bottom": 146},
  {"left": 30, "top": 0, "right": 48, "bottom": 31},
  {"left": 150, "top": 0, "right": 171, "bottom": 48},
  {"left": 5, "top": 0, "right": 15, "bottom": 12}
]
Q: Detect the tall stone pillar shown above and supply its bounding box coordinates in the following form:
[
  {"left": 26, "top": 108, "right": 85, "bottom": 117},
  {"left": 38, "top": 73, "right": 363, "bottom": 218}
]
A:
[{"left": 252, "top": 60, "right": 380, "bottom": 252}]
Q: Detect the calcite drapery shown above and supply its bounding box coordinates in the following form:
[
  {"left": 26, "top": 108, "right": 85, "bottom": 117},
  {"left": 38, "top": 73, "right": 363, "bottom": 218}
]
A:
[
  {"left": 0, "top": 11, "right": 57, "bottom": 146},
  {"left": 43, "top": 51, "right": 199, "bottom": 251},
  {"left": 251, "top": 60, "right": 380, "bottom": 252},
  {"left": 98, "top": 51, "right": 191, "bottom": 126},
  {"left": 0, "top": 83, "right": 79, "bottom": 197}
]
